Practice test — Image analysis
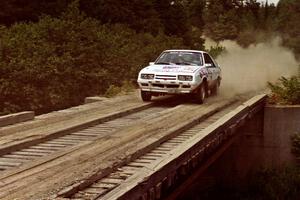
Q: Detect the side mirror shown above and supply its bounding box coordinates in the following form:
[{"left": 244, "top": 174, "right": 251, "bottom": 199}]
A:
[
  {"left": 149, "top": 62, "right": 155, "bottom": 65},
  {"left": 205, "top": 63, "right": 213, "bottom": 67}
]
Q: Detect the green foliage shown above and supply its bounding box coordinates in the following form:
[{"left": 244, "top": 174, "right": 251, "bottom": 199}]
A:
[
  {"left": 155, "top": 0, "right": 189, "bottom": 37},
  {"left": 79, "top": 0, "right": 163, "bottom": 35},
  {"left": 268, "top": 75, "right": 300, "bottom": 105},
  {"left": 204, "top": 0, "right": 241, "bottom": 41},
  {"left": 0, "top": 0, "right": 71, "bottom": 25},
  {"left": 246, "top": 167, "right": 300, "bottom": 200},
  {"left": 0, "top": 0, "right": 299, "bottom": 59},
  {"left": 104, "top": 81, "right": 135, "bottom": 98},
  {"left": 121, "top": 81, "right": 136, "bottom": 93},
  {"left": 104, "top": 85, "right": 123, "bottom": 98},
  {"left": 0, "top": 2, "right": 184, "bottom": 114},
  {"left": 277, "top": 0, "right": 300, "bottom": 58},
  {"left": 0, "top": 0, "right": 299, "bottom": 114},
  {"left": 187, "top": 0, "right": 206, "bottom": 29},
  {"left": 291, "top": 132, "right": 300, "bottom": 160},
  {"left": 191, "top": 166, "right": 300, "bottom": 200},
  {"left": 236, "top": 29, "right": 258, "bottom": 47},
  {"left": 207, "top": 44, "right": 226, "bottom": 59}
]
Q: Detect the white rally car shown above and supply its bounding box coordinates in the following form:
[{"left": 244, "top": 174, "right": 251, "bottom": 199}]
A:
[{"left": 137, "top": 50, "right": 221, "bottom": 103}]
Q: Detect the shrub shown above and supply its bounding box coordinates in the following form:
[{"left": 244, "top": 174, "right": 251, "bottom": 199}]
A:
[
  {"left": 245, "top": 167, "right": 300, "bottom": 200},
  {"left": 104, "top": 81, "right": 135, "bottom": 98},
  {"left": 104, "top": 85, "right": 122, "bottom": 98},
  {"left": 186, "top": 166, "right": 300, "bottom": 200},
  {"left": 268, "top": 75, "right": 300, "bottom": 105},
  {"left": 207, "top": 44, "right": 226, "bottom": 59},
  {"left": 291, "top": 132, "right": 300, "bottom": 161}
]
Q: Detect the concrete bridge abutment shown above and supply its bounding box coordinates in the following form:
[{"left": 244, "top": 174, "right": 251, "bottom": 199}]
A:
[{"left": 203, "top": 104, "right": 300, "bottom": 189}]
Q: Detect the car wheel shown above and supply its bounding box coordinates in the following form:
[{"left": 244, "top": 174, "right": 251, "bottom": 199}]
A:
[
  {"left": 195, "top": 83, "right": 205, "bottom": 104},
  {"left": 211, "top": 80, "right": 220, "bottom": 96},
  {"left": 141, "top": 91, "right": 152, "bottom": 101}
]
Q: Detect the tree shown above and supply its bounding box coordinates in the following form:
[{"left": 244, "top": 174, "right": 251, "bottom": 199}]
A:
[
  {"left": 188, "top": 0, "right": 206, "bottom": 29},
  {"left": 0, "top": 0, "right": 71, "bottom": 25},
  {"left": 0, "top": 1, "right": 185, "bottom": 115},
  {"left": 154, "top": 0, "right": 190, "bottom": 37},
  {"left": 204, "top": 0, "right": 240, "bottom": 41},
  {"left": 79, "top": 0, "right": 163, "bottom": 34},
  {"left": 276, "top": 0, "right": 300, "bottom": 58}
]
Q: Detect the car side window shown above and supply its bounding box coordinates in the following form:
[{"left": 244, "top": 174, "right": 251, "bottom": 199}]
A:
[{"left": 203, "top": 53, "right": 215, "bottom": 67}]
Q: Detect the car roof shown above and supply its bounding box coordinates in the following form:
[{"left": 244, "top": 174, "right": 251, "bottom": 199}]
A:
[{"left": 163, "top": 49, "right": 207, "bottom": 53}]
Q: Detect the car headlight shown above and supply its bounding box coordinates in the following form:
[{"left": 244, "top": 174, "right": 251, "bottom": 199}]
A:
[
  {"left": 178, "top": 75, "right": 193, "bottom": 81},
  {"left": 141, "top": 73, "right": 154, "bottom": 79}
]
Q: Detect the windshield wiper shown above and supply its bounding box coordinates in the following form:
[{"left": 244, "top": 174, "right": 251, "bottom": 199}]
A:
[
  {"left": 175, "top": 62, "right": 193, "bottom": 65},
  {"left": 155, "top": 62, "right": 172, "bottom": 65}
]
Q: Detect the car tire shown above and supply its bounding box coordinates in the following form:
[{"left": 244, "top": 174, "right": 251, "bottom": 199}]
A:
[
  {"left": 211, "top": 79, "right": 220, "bottom": 96},
  {"left": 141, "top": 91, "right": 152, "bottom": 101},
  {"left": 195, "top": 83, "right": 205, "bottom": 104}
]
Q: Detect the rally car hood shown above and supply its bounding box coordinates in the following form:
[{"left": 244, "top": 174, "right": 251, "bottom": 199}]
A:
[{"left": 141, "top": 64, "right": 201, "bottom": 74}]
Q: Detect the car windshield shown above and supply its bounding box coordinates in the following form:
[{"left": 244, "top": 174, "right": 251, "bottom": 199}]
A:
[{"left": 155, "top": 51, "right": 203, "bottom": 66}]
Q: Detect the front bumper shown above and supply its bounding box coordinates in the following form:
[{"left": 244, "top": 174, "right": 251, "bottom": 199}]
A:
[{"left": 138, "top": 80, "right": 199, "bottom": 94}]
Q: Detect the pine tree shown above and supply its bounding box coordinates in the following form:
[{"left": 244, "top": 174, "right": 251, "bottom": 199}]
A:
[
  {"left": 0, "top": 0, "right": 71, "bottom": 25},
  {"left": 204, "top": 0, "right": 240, "bottom": 41},
  {"left": 276, "top": 0, "right": 300, "bottom": 58},
  {"left": 79, "top": 0, "right": 163, "bottom": 34},
  {"left": 154, "top": 0, "right": 190, "bottom": 37},
  {"left": 188, "top": 0, "right": 206, "bottom": 28}
]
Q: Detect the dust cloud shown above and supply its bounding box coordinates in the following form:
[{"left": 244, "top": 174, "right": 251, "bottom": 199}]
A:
[{"left": 205, "top": 38, "right": 299, "bottom": 97}]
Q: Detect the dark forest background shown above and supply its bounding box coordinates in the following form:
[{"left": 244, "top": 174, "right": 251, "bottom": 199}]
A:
[{"left": 0, "top": 0, "right": 299, "bottom": 115}]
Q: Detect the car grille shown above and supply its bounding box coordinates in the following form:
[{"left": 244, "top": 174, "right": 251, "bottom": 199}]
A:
[
  {"left": 152, "top": 84, "right": 164, "bottom": 88},
  {"left": 155, "top": 74, "right": 177, "bottom": 81},
  {"left": 152, "top": 84, "right": 179, "bottom": 89}
]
